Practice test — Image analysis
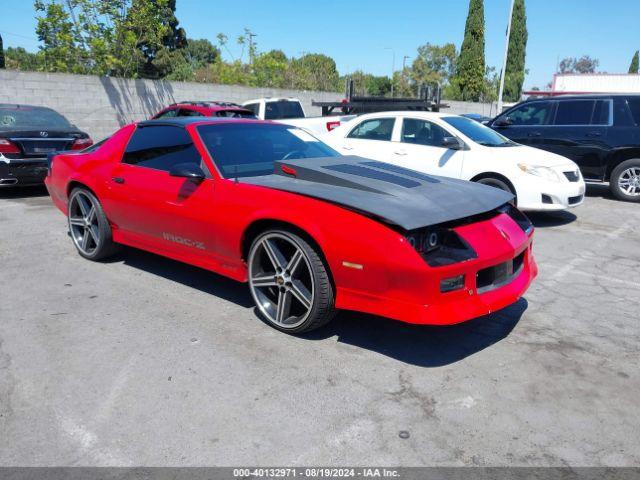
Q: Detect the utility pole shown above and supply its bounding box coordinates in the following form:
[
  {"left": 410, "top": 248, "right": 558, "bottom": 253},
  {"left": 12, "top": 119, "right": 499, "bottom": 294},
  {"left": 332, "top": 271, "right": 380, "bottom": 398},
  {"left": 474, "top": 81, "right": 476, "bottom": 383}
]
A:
[
  {"left": 248, "top": 31, "right": 257, "bottom": 65},
  {"left": 497, "top": 0, "right": 515, "bottom": 113},
  {"left": 385, "top": 48, "right": 396, "bottom": 97}
]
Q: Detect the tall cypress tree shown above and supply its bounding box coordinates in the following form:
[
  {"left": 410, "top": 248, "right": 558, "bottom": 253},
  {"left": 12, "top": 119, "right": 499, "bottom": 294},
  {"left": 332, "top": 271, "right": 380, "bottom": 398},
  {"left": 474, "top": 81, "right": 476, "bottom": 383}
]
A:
[
  {"left": 629, "top": 50, "right": 639, "bottom": 74},
  {"left": 504, "top": 0, "right": 527, "bottom": 101},
  {"left": 0, "top": 33, "right": 5, "bottom": 69},
  {"left": 453, "top": 0, "right": 486, "bottom": 101}
]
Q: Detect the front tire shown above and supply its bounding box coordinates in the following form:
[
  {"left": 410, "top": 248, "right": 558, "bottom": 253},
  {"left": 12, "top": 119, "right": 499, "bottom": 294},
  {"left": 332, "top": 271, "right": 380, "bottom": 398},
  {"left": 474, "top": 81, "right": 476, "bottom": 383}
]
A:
[
  {"left": 248, "top": 229, "right": 335, "bottom": 333},
  {"left": 610, "top": 159, "right": 640, "bottom": 202},
  {"left": 68, "top": 187, "right": 119, "bottom": 260}
]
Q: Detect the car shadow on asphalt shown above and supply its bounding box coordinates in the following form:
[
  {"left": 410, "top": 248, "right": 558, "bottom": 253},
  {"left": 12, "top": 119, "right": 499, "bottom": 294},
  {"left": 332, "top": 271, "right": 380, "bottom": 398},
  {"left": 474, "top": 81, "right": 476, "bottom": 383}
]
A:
[
  {"left": 301, "top": 298, "right": 528, "bottom": 367},
  {"left": 113, "top": 248, "right": 255, "bottom": 308},
  {"left": 0, "top": 185, "right": 49, "bottom": 199},
  {"left": 585, "top": 182, "right": 616, "bottom": 200},
  {"left": 111, "top": 247, "right": 526, "bottom": 367},
  {"left": 527, "top": 210, "right": 577, "bottom": 228}
]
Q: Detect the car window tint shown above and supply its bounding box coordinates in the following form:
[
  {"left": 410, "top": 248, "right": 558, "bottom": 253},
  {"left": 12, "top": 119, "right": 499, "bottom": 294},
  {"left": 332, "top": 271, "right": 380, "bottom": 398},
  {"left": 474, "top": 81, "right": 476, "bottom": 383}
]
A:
[
  {"left": 123, "top": 125, "right": 201, "bottom": 172},
  {"left": 626, "top": 99, "right": 640, "bottom": 126},
  {"left": 347, "top": 118, "right": 395, "bottom": 141},
  {"left": 264, "top": 101, "right": 305, "bottom": 120},
  {"left": 244, "top": 103, "right": 259, "bottom": 115},
  {"left": 554, "top": 100, "right": 596, "bottom": 125},
  {"left": 505, "top": 102, "right": 552, "bottom": 126},
  {"left": 401, "top": 118, "right": 449, "bottom": 147},
  {"left": 215, "top": 110, "right": 256, "bottom": 118},
  {"left": 0, "top": 106, "right": 73, "bottom": 131},
  {"left": 591, "top": 100, "right": 611, "bottom": 125},
  {"left": 155, "top": 109, "right": 178, "bottom": 119},
  {"left": 178, "top": 109, "right": 203, "bottom": 117}
]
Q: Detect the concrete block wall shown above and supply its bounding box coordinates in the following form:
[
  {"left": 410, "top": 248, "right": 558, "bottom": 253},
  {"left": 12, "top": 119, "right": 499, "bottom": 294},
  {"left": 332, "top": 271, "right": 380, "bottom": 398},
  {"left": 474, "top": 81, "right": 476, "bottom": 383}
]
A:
[
  {"left": 0, "top": 70, "right": 344, "bottom": 140},
  {"left": 0, "top": 70, "right": 498, "bottom": 139}
]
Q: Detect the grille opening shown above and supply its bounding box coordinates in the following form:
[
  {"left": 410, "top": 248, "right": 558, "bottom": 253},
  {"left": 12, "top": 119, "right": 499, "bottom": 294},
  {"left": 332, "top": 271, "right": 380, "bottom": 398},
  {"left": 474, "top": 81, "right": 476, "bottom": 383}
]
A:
[
  {"left": 541, "top": 194, "right": 554, "bottom": 204},
  {"left": 568, "top": 194, "right": 583, "bottom": 205},
  {"left": 476, "top": 251, "right": 525, "bottom": 294}
]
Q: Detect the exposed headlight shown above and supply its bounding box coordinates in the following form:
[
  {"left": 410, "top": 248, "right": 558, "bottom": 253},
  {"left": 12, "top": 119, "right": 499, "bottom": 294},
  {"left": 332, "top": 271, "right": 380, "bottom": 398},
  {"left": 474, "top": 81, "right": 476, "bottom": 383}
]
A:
[
  {"left": 406, "top": 228, "right": 477, "bottom": 267},
  {"left": 518, "top": 163, "right": 561, "bottom": 183},
  {"left": 498, "top": 203, "right": 533, "bottom": 235}
]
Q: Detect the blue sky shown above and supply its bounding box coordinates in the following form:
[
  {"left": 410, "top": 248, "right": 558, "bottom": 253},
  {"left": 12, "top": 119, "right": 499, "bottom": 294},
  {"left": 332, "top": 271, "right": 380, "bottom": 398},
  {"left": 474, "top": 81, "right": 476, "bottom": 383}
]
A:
[{"left": 1, "top": 0, "right": 639, "bottom": 89}]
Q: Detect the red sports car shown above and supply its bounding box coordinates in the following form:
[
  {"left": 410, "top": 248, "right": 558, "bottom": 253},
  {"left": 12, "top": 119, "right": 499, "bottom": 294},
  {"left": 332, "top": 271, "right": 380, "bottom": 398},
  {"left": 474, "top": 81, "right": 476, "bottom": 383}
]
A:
[{"left": 45, "top": 118, "right": 537, "bottom": 333}]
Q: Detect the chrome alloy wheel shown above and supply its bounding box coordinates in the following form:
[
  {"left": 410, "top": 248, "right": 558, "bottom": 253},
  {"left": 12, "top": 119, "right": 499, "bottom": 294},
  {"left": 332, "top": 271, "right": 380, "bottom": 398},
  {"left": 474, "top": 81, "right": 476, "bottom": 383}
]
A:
[
  {"left": 68, "top": 191, "right": 100, "bottom": 256},
  {"left": 618, "top": 167, "right": 640, "bottom": 196},
  {"left": 248, "top": 233, "right": 314, "bottom": 329}
]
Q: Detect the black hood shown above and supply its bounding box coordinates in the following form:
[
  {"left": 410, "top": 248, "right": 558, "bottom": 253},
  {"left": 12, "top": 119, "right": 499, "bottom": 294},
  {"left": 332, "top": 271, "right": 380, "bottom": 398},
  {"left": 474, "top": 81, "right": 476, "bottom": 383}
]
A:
[{"left": 242, "top": 156, "right": 513, "bottom": 231}]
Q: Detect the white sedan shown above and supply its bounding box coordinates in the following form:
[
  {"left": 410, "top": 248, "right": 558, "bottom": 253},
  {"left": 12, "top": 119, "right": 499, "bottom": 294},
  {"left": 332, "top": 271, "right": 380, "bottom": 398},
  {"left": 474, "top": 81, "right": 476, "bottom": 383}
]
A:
[{"left": 323, "top": 111, "right": 586, "bottom": 211}]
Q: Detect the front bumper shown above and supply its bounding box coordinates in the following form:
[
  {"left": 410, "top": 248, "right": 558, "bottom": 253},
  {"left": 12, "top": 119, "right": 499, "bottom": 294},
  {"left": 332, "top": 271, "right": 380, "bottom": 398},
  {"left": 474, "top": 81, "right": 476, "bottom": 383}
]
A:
[
  {"left": 0, "top": 155, "right": 49, "bottom": 186},
  {"left": 517, "top": 177, "right": 586, "bottom": 212},
  {"left": 335, "top": 213, "right": 537, "bottom": 325}
]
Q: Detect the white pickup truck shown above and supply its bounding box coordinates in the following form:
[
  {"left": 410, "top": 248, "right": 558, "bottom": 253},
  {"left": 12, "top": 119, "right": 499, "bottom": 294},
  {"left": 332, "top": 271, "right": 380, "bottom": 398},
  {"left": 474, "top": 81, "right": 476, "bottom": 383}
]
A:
[{"left": 242, "top": 98, "right": 354, "bottom": 135}]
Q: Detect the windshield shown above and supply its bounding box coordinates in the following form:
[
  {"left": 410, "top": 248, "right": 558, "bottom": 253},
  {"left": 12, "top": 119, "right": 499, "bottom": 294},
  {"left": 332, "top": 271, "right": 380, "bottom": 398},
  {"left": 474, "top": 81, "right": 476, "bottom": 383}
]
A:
[
  {"left": 214, "top": 109, "right": 256, "bottom": 119},
  {"left": 442, "top": 116, "right": 515, "bottom": 147},
  {"left": 0, "top": 106, "right": 74, "bottom": 131},
  {"left": 197, "top": 123, "right": 340, "bottom": 178},
  {"left": 264, "top": 100, "right": 305, "bottom": 120}
]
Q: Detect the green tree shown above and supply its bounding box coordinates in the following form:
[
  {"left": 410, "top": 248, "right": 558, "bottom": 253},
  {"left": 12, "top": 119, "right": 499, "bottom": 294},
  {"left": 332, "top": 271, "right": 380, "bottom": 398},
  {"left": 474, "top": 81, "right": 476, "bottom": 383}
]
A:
[
  {"left": 184, "top": 38, "right": 219, "bottom": 69},
  {"left": 0, "top": 34, "right": 5, "bottom": 69},
  {"left": 503, "top": 0, "right": 527, "bottom": 102},
  {"left": 121, "top": 0, "right": 188, "bottom": 78},
  {"left": 251, "top": 50, "right": 288, "bottom": 88},
  {"left": 452, "top": 0, "right": 486, "bottom": 101},
  {"left": 34, "top": 0, "right": 83, "bottom": 72},
  {"left": 4, "top": 47, "right": 43, "bottom": 70},
  {"left": 629, "top": 50, "right": 639, "bottom": 74},
  {"left": 345, "top": 70, "right": 392, "bottom": 96},
  {"left": 559, "top": 56, "right": 599, "bottom": 74},
  {"left": 411, "top": 43, "right": 457, "bottom": 89},
  {"left": 289, "top": 53, "right": 340, "bottom": 91}
]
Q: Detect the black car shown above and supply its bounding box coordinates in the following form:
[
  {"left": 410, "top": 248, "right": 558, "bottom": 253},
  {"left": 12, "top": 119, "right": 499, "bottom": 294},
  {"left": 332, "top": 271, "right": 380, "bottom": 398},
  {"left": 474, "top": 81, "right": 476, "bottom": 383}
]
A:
[
  {"left": 488, "top": 94, "right": 640, "bottom": 202},
  {"left": 0, "top": 104, "right": 93, "bottom": 187}
]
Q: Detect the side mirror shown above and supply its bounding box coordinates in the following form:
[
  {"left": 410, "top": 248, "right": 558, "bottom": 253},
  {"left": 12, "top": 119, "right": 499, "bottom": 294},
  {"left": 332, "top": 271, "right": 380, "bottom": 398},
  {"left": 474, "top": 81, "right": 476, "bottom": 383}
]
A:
[
  {"left": 442, "top": 136, "right": 463, "bottom": 150},
  {"left": 169, "top": 162, "right": 206, "bottom": 183},
  {"left": 493, "top": 117, "right": 513, "bottom": 127}
]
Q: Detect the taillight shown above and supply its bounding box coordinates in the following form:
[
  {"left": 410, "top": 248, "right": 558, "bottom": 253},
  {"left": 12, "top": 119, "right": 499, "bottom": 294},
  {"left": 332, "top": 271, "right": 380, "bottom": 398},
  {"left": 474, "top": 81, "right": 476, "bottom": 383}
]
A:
[
  {"left": 326, "top": 121, "right": 340, "bottom": 131},
  {"left": 0, "top": 138, "right": 20, "bottom": 154},
  {"left": 71, "top": 138, "right": 93, "bottom": 150}
]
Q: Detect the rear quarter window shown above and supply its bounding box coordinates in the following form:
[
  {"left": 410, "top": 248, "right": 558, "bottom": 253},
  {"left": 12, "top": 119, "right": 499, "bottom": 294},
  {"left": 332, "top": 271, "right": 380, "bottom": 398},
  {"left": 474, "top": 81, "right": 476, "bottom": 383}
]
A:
[
  {"left": 626, "top": 99, "right": 640, "bottom": 126},
  {"left": 123, "top": 125, "right": 201, "bottom": 172}
]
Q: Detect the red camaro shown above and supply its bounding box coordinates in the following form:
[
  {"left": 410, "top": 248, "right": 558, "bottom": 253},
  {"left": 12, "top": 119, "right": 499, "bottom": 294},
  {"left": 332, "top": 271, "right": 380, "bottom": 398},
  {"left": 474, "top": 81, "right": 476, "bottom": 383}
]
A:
[{"left": 45, "top": 118, "right": 537, "bottom": 333}]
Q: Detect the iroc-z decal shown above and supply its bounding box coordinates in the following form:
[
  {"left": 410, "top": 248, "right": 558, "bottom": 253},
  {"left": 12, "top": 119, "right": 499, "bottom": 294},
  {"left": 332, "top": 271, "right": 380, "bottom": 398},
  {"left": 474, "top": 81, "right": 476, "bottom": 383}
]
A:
[{"left": 162, "top": 232, "right": 205, "bottom": 250}]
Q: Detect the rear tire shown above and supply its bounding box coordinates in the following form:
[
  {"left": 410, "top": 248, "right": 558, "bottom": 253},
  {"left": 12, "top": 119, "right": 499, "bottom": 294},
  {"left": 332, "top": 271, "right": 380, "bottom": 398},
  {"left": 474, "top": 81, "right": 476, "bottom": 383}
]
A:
[
  {"left": 68, "top": 187, "right": 119, "bottom": 260},
  {"left": 247, "top": 229, "right": 335, "bottom": 333},
  {"left": 610, "top": 159, "right": 640, "bottom": 202}
]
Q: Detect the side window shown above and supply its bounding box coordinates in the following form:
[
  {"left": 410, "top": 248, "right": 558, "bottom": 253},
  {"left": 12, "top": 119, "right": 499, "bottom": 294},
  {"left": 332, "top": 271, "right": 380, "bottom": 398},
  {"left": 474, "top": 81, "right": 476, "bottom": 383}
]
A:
[
  {"left": 154, "top": 108, "right": 178, "bottom": 119},
  {"left": 178, "top": 109, "right": 204, "bottom": 117},
  {"left": 244, "top": 103, "right": 260, "bottom": 115},
  {"left": 626, "top": 99, "right": 640, "bottom": 126},
  {"left": 591, "top": 100, "right": 611, "bottom": 125},
  {"left": 504, "top": 102, "right": 553, "bottom": 126},
  {"left": 401, "top": 118, "right": 449, "bottom": 147},
  {"left": 347, "top": 118, "right": 395, "bottom": 141},
  {"left": 553, "top": 100, "right": 596, "bottom": 126},
  {"left": 123, "top": 126, "right": 201, "bottom": 172}
]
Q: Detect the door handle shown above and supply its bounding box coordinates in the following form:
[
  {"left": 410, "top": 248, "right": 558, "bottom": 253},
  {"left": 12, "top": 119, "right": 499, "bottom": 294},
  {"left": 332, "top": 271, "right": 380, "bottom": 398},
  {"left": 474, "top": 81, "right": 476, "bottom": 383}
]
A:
[
  {"left": 527, "top": 132, "right": 541, "bottom": 137},
  {"left": 112, "top": 177, "right": 125, "bottom": 184},
  {"left": 586, "top": 132, "right": 602, "bottom": 137},
  {"left": 394, "top": 150, "right": 407, "bottom": 156},
  {"left": 342, "top": 145, "right": 353, "bottom": 150}
]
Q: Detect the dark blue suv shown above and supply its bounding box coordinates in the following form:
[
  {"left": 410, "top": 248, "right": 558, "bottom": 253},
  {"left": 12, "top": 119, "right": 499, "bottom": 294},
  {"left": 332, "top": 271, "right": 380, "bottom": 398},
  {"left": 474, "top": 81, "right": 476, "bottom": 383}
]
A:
[{"left": 488, "top": 94, "right": 640, "bottom": 202}]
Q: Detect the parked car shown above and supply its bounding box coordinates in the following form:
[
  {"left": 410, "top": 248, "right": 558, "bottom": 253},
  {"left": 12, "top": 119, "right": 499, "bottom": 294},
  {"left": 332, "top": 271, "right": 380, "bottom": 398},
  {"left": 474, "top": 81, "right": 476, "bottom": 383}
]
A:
[
  {"left": 242, "top": 97, "right": 354, "bottom": 135},
  {"left": 487, "top": 94, "right": 640, "bottom": 202},
  {"left": 151, "top": 101, "right": 256, "bottom": 120},
  {"left": 45, "top": 117, "right": 537, "bottom": 333},
  {"left": 461, "top": 113, "right": 491, "bottom": 123},
  {"left": 323, "top": 111, "right": 585, "bottom": 212},
  {"left": 0, "top": 104, "right": 92, "bottom": 187}
]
